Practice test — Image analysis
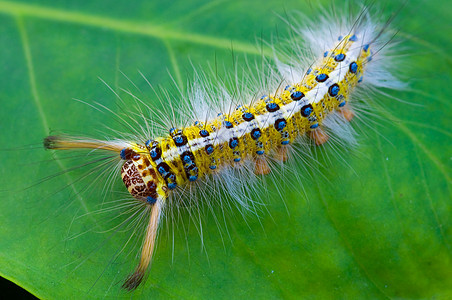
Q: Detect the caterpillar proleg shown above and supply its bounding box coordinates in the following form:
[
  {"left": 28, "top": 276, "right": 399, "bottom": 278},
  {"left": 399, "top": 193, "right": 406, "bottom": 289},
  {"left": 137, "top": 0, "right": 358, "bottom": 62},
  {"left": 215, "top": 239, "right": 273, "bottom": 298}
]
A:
[
  {"left": 42, "top": 2, "right": 404, "bottom": 292},
  {"left": 2, "top": 0, "right": 451, "bottom": 298}
]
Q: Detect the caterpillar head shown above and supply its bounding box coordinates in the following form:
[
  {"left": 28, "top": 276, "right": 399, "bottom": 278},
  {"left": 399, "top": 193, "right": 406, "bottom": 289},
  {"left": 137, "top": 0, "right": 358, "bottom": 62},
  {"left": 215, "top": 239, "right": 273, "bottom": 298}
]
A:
[{"left": 120, "top": 147, "right": 168, "bottom": 204}]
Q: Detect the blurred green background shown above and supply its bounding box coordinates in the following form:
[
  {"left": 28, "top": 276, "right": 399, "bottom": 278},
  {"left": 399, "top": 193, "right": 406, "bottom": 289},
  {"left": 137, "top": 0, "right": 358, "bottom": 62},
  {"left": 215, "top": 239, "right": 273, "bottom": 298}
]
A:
[{"left": 0, "top": 0, "right": 451, "bottom": 299}]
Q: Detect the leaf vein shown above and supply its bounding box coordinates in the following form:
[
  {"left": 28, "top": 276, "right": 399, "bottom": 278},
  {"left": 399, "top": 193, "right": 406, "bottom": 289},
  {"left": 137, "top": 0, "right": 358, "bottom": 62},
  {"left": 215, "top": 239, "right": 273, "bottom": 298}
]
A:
[
  {"left": 16, "top": 15, "right": 91, "bottom": 215},
  {"left": 0, "top": 0, "right": 271, "bottom": 56}
]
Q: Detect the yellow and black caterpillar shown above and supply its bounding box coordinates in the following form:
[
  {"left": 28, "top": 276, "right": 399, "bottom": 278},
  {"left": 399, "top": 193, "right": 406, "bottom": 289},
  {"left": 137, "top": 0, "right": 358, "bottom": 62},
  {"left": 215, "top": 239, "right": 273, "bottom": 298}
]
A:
[{"left": 43, "top": 7, "right": 402, "bottom": 291}]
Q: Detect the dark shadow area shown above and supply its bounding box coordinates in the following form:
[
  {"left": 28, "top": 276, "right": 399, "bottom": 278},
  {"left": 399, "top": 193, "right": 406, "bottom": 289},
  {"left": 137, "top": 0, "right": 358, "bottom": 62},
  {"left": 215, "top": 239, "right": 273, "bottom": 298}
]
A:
[{"left": 0, "top": 276, "right": 38, "bottom": 299}]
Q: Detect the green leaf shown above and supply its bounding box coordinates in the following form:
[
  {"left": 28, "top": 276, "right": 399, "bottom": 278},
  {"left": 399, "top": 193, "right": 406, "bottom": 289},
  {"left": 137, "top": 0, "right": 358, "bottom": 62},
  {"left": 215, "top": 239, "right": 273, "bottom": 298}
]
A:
[{"left": 0, "top": 0, "right": 451, "bottom": 298}]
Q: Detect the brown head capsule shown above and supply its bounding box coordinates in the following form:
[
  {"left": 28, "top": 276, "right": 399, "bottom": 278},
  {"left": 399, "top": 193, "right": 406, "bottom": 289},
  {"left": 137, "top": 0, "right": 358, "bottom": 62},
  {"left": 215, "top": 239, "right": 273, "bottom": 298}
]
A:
[{"left": 120, "top": 148, "right": 167, "bottom": 205}]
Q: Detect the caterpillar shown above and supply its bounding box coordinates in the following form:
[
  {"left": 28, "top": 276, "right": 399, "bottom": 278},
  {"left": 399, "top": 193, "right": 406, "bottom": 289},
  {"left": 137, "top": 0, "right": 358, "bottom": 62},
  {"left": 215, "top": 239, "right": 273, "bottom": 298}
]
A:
[
  {"left": 41, "top": 2, "right": 405, "bottom": 292},
  {"left": 0, "top": 0, "right": 452, "bottom": 299},
  {"left": 6, "top": 0, "right": 452, "bottom": 298}
]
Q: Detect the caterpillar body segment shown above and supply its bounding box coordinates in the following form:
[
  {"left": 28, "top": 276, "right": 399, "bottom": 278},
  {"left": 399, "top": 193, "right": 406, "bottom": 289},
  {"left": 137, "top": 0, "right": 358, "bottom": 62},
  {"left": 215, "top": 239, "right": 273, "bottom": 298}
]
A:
[
  {"left": 44, "top": 31, "right": 375, "bottom": 290},
  {"left": 125, "top": 34, "right": 370, "bottom": 191}
]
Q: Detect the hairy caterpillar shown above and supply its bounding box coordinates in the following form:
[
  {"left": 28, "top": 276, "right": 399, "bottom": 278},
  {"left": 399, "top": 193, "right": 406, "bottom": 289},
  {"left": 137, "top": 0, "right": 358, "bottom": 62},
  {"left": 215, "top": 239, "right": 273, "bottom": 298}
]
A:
[
  {"left": 42, "top": 3, "right": 404, "bottom": 292},
  {"left": 3, "top": 0, "right": 447, "bottom": 295}
]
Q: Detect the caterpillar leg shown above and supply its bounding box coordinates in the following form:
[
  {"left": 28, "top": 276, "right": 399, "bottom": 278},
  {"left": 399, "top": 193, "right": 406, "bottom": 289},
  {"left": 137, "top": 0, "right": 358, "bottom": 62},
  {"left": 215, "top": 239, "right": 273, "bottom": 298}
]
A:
[
  {"left": 309, "top": 128, "right": 329, "bottom": 146},
  {"left": 122, "top": 200, "right": 163, "bottom": 291},
  {"left": 275, "top": 146, "right": 289, "bottom": 162},
  {"left": 339, "top": 107, "right": 354, "bottom": 122},
  {"left": 254, "top": 157, "right": 271, "bottom": 175}
]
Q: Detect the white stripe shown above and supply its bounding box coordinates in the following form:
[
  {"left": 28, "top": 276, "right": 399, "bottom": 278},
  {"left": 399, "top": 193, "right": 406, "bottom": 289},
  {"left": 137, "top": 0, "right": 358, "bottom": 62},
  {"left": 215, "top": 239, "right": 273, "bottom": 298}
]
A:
[{"left": 163, "top": 38, "right": 362, "bottom": 159}]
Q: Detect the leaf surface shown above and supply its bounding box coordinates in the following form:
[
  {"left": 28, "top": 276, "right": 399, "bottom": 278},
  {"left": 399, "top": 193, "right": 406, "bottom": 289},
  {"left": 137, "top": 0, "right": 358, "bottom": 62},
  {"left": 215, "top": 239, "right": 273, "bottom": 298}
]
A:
[{"left": 0, "top": 0, "right": 451, "bottom": 298}]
